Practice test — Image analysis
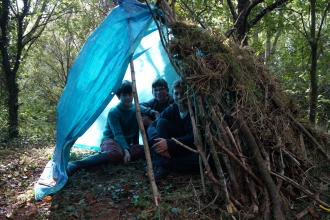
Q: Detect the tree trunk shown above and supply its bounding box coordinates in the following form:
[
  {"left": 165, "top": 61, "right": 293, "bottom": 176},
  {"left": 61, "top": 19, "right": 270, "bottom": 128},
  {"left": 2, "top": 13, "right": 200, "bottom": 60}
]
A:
[
  {"left": 0, "top": 0, "right": 19, "bottom": 139},
  {"left": 309, "top": 0, "right": 317, "bottom": 124},
  {"left": 236, "top": 0, "right": 249, "bottom": 45},
  {"left": 264, "top": 32, "right": 271, "bottom": 64},
  {"left": 6, "top": 72, "right": 19, "bottom": 139},
  {"left": 1, "top": 0, "right": 56, "bottom": 140}
]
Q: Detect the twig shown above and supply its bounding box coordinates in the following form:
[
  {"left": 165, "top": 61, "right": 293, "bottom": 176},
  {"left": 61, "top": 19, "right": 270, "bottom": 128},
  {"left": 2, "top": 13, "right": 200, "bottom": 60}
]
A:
[
  {"left": 186, "top": 92, "right": 220, "bottom": 187},
  {"left": 280, "top": 104, "right": 330, "bottom": 163},
  {"left": 194, "top": 95, "right": 207, "bottom": 196},
  {"left": 263, "top": 187, "right": 271, "bottom": 220},
  {"left": 171, "top": 137, "right": 199, "bottom": 154},
  {"left": 211, "top": 136, "right": 264, "bottom": 187},
  {"left": 282, "top": 149, "right": 301, "bottom": 166},
  {"left": 207, "top": 101, "right": 240, "bottom": 197},
  {"left": 294, "top": 206, "right": 310, "bottom": 219},
  {"left": 236, "top": 112, "right": 286, "bottom": 220},
  {"left": 196, "top": 188, "right": 220, "bottom": 213},
  {"left": 130, "top": 59, "right": 160, "bottom": 206},
  {"left": 197, "top": 96, "right": 236, "bottom": 213},
  {"left": 145, "top": 1, "right": 185, "bottom": 81},
  {"left": 270, "top": 171, "right": 330, "bottom": 209},
  {"left": 179, "top": 0, "right": 208, "bottom": 29}
]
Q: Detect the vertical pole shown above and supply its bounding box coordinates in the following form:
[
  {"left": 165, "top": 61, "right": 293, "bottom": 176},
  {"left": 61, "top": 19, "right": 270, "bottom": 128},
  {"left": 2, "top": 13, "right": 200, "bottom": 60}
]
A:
[{"left": 130, "top": 59, "right": 160, "bottom": 206}]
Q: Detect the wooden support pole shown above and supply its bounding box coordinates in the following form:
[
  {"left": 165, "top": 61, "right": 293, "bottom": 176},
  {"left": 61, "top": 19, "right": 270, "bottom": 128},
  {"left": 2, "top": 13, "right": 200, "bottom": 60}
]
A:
[{"left": 130, "top": 59, "right": 160, "bottom": 206}]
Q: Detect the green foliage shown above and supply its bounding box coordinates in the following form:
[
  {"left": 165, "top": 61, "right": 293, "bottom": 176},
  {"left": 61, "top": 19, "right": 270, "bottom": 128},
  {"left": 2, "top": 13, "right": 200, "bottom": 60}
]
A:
[
  {"left": 0, "top": 106, "right": 9, "bottom": 142},
  {"left": 266, "top": 1, "right": 330, "bottom": 124},
  {"left": 13, "top": 0, "right": 114, "bottom": 143},
  {"left": 176, "top": 0, "right": 234, "bottom": 30}
]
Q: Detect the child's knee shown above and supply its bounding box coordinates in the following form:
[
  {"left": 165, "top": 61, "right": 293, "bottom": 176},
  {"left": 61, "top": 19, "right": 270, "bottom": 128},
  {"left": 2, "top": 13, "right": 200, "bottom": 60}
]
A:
[{"left": 107, "top": 150, "right": 124, "bottom": 163}]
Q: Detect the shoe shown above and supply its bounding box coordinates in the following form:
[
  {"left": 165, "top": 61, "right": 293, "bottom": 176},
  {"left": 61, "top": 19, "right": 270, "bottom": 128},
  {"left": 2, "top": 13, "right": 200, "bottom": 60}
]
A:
[
  {"left": 66, "top": 152, "right": 110, "bottom": 177},
  {"left": 153, "top": 166, "right": 170, "bottom": 183}
]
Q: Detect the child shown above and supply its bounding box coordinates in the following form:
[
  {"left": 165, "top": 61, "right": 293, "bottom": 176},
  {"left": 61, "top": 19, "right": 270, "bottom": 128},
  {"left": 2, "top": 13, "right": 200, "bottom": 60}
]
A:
[
  {"left": 67, "top": 80, "right": 144, "bottom": 176},
  {"left": 147, "top": 79, "right": 199, "bottom": 182}
]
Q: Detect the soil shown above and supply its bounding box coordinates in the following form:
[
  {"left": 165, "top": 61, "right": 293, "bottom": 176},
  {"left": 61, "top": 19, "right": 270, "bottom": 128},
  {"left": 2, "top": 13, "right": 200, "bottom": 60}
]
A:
[{"left": 0, "top": 145, "right": 224, "bottom": 220}]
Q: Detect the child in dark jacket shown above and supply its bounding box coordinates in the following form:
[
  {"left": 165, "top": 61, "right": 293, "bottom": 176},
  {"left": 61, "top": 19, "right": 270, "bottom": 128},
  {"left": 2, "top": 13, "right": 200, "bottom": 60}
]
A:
[
  {"left": 139, "top": 78, "right": 174, "bottom": 128},
  {"left": 147, "top": 79, "right": 199, "bottom": 182}
]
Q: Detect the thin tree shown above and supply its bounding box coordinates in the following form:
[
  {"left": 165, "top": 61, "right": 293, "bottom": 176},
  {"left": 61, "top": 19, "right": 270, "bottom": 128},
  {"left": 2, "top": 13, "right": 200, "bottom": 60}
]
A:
[
  {"left": 0, "top": 0, "right": 59, "bottom": 140},
  {"left": 308, "top": 0, "right": 330, "bottom": 123}
]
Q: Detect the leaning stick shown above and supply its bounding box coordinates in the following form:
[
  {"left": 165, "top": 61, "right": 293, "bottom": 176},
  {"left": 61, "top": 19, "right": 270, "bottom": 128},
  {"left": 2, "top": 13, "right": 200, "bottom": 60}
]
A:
[
  {"left": 272, "top": 95, "right": 330, "bottom": 163},
  {"left": 197, "top": 96, "right": 236, "bottom": 213},
  {"left": 207, "top": 101, "right": 240, "bottom": 196},
  {"left": 211, "top": 136, "right": 264, "bottom": 187},
  {"left": 236, "top": 113, "right": 286, "bottom": 220},
  {"left": 130, "top": 59, "right": 160, "bottom": 206},
  {"left": 287, "top": 113, "right": 330, "bottom": 163},
  {"left": 171, "top": 137, "right": 199, "bottom": 154},
  {"left": 270, "top": 171, "right": 330, "bottom": 209},
  {"left": 186, "top": 94, "right": 220, "bottom": 187}
]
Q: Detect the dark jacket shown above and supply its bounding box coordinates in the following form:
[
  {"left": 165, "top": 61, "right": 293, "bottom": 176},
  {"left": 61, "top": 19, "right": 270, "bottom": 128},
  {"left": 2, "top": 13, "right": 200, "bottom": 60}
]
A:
[
  {"left": 147, "top": 103, "right": 196, "bottom": 157},
  {"left": 139, "top": 94, "right": 174, "bottom": 120}
]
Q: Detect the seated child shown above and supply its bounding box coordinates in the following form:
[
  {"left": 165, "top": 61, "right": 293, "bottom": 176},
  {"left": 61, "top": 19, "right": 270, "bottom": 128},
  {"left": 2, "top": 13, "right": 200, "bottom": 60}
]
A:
[
  {"left": 66, "top": 80, "right": 144, "bottom": 176},
  {"left": 147, "top": 79, "right": 200, "bottom": 182}
]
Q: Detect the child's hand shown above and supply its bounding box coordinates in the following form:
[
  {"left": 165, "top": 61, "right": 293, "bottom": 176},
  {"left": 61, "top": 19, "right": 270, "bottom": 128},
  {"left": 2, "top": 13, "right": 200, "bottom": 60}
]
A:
[
  {"left": 123, "top": 149, "right": 131, "bottom": 165},
  {"left": 160, "top": 150, "right": 171, "bottom": 158},
  {"left": 142, "top": 115, "right": 152, "bottom": 126},
  {"left": 152, "top": 138, "right": 168, "bottom": 154}
]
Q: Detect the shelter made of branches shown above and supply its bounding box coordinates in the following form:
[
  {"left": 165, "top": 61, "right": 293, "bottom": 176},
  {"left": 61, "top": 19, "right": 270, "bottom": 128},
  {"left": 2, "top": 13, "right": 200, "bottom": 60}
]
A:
[{"left": 164, "top": 21, "right": 330, "bottom": 219}]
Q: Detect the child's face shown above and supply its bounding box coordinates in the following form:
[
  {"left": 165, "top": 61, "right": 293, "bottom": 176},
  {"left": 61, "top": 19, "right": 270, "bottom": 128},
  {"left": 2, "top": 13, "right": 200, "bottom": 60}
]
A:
[
  {"left": 152, "top": 86, "right": 168, "bottom": 103},
  {"left": 173, "top": 87, "right": 187, "bottom": 111},
  {"left": 119, "top": 92, "right": 133, "bottom": 109}
]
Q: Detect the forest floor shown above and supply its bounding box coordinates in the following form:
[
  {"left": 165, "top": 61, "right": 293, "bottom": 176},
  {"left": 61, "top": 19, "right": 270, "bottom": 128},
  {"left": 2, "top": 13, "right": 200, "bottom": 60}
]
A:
[
  {"left": 0, "top": 144, "right": 226, "bottom": 220},
  {"left": 1, "top": 144, "right": 330, "bottom": 220}
]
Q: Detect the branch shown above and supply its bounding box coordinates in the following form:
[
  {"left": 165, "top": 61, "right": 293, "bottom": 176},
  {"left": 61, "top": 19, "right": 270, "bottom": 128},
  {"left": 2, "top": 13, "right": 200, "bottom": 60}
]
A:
[
  {"left": 281, "top": 9, "right": 308, "bottom": 37},
  {"left": 286, "top": 114, "right": 330, "bottom": 163},
  {"left": 317, "top": 2, "right": 330, "bottom": 40},
  {"left": 22, "top": 1, "right": 58, "bottom": 46},
  {"left": 187, "top": 93, "right": 221, "bottom": 187},
  {"left": 171, "top": 138, "right": 199, "bottom": 154},
  {"left": 196, "top": 95, "right": 236, "bottom": 213},
  {"left": 130, "top": 59, "right": 160, "bottom": 206},
  {"left": 179, "top": 0, "right": 208, "bottom": 29},
  {"left": 211, "top": 136, "right": 264, "bottom": 187},
  {"left": 236, "top": 111, "right": 286, "bottom": 219},
  {"left": 244, "top": 0, "right": 264, "bottom": 29},
  {"left": 226, "top": 0, "right": 237, "bottom": 21},
  {"left": 248, "top": 0, "right": 289, "bottom": 29},
  {"left": 145, "top": 1, "right": 185, "bottom": 80},
  {"left": 271, "top": 171, "right": 330, "bottom": 209}
]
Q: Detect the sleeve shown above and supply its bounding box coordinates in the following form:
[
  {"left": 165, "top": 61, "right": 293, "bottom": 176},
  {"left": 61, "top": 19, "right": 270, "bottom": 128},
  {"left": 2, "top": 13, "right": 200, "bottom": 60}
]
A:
[
  {"left": 101, "top": 111, "right": 113, "bottom": 142},
  {"left": 146, "top": 106, "right": 172, "bottom": 146},
  {"left": 139, "top": 99, "right": 154, "bottom": 116},
  {"left": 108, "top": 110, "right": 130, "bottom": 150},
  {"left": 166, "top": 130, "right": 196, "bottom": 156},
  {"left": 147, "top": 119, "right": 159, "bottom": 146}
]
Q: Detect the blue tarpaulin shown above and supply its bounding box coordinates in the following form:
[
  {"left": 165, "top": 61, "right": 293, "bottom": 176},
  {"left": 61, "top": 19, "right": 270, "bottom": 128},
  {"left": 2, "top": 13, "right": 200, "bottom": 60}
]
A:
[{"left": 35, "top": 0, "right": 178, "bottom": 200}]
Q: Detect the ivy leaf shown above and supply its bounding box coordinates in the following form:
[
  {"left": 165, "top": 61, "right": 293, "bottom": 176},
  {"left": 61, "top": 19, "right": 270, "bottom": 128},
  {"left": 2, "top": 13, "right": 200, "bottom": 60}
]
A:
[{"left": 140, "top": 211, "right": 148, "bottom": 219}]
